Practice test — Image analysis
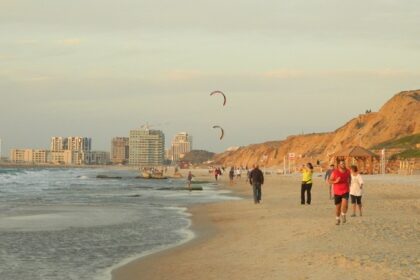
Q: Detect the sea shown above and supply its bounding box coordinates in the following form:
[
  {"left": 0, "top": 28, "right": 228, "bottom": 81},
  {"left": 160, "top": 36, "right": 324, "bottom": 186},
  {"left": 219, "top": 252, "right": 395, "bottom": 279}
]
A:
[{"left": 0, "top": 167, "right": 239, "bottom": 280}]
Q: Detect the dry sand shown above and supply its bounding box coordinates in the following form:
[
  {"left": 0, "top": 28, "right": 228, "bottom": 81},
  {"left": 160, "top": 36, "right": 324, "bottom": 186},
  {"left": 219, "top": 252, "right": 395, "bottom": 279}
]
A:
[{"left": 112, "top": 171, "right": 420, "bottom": 280}]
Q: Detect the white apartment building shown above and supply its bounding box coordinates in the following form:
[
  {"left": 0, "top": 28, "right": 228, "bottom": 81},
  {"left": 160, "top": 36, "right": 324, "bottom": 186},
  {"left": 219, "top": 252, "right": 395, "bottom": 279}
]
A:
[
  {"left": 51, "top": 137, "right": 67, "bottom": 151},
  {"left": 129, "top": 127, "right": 165, "bottom": 167},
  {"left": 50, "top": 136, "right": 92, "bottom": 165},
  {"left": 67, "top": 137, "right": 91, "bottom": 152},
  {"left": 170, "top": 132, "right": 193, "bottom": 161},
  {"left": 10, "top": 149, "right": 50, "bottom": 164}
]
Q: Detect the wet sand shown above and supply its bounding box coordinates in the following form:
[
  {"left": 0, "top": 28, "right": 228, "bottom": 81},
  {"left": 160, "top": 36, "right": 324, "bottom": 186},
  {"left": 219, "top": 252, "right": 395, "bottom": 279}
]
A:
[{"left": 112, "top": 171, "right": 420, "bottom": 280}]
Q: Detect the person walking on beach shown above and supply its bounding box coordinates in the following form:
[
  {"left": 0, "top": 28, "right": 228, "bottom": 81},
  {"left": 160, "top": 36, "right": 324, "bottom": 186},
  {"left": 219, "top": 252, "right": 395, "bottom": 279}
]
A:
[
  {"left": 249, "top": 164, "right": 264, "bottom": 204},
  {"left": 214, "top": 168, "right": 221, "bottom": 181},
  {"left": 235, "top": 167, "right": 242, "bottom": 179},
  {"left": 187, "top": 171, "right": 194, "bottom": 191},
  {"left": 300, "top": 163, "right": 314, "bottom": 205},
  {"left": 324, "top": 164, "right": 335, "bottom": 200},
  {"left": 229, "top": 167, "right": 235, "bottom": 186},
  {"left": 329, "top": 160, "right": 351, "bottom": 225},
  {"left": 350, "top": 165, "right": 364, "bottom": 217}
]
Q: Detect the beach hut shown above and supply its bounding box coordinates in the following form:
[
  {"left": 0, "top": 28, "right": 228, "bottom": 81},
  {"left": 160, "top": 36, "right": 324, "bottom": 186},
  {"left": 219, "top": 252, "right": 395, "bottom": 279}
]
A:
[{"left": 330, "top": 146, "right": 379, "bottom": 174}]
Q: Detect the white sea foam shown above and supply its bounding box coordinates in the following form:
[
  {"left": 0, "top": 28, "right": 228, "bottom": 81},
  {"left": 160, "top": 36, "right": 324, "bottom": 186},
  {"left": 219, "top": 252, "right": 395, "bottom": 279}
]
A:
[
  {"left": 0, "top": 206, "right": 141, "bottom": 232},
  {"left": 99, "top": 207, "right": 195, "bottom": 280},
  {"left": 0, "top": 168, "right": 239, "bottom": 280}
]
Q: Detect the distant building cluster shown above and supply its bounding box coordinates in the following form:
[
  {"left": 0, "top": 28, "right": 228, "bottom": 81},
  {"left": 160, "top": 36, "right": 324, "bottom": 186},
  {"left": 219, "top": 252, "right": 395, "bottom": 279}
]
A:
[
  {"left": 7, "top": 128, "right": 193, "bottom": 167},
  {"left": 112, "top": 128, "right": 192, "bottom": 167},
  {"left": 10, "top": 137, "right": 109, "bottom": 165}
]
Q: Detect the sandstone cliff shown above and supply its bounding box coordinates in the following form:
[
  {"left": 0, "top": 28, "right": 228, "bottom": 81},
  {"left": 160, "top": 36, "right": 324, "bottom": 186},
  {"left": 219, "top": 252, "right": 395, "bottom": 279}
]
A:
[{"left": 213, "top": 90, "right": 420, "bottom": 168}]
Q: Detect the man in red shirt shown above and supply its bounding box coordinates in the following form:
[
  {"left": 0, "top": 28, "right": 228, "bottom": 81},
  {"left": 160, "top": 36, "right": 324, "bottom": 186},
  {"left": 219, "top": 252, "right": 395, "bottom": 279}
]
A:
[{"left": 329, "top": 160, "right": 351, "bottom": 225}]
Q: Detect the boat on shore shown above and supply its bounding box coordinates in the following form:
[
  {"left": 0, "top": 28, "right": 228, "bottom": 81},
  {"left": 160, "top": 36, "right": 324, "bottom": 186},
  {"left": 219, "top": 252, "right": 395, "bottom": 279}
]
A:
[{"left": 137, "top": 171, "right": 168, "bottom": 179}]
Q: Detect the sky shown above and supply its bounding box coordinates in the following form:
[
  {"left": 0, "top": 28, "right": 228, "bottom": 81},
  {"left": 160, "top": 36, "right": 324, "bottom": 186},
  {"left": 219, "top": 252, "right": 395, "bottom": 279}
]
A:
[{"left": 1, "top": 0, "right": 419, "bottom": 155}]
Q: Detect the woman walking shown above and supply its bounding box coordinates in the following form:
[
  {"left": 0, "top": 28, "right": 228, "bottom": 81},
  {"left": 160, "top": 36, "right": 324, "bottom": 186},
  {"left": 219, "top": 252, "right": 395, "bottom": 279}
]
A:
[
  {"left": 300, "top": 163, "right": 314, "bottom": 205},
  {"left": 350, "top": 165, "right": 364, "bottom": 217}
]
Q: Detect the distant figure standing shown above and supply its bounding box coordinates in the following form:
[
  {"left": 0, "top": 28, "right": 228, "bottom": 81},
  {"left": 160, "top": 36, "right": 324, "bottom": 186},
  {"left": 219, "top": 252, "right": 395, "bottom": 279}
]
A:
[
  {"left": 214, "top": 168, "right": 221, "bottom": 181},
  {"left": 187, "top": 171, "right": 194, "bottom": 189},
  {"left": 235, "top": 168, "right": 241, "bottom": 179},
  {"left": 329, "top": 160, "right": 351, "bottom": 225},
  {"left": 249, "top": 164, "right": 264, "bottom": 204},
  {"left": 300, "top": 163, "right": 314, "bottom": 205},
  {"left": 229, "top": 167, "right": 235, "bottom": 186},
  {"left": 324, "top": 164, "right": 335, "bottom": 200},
  {"left": 350, "top": 165, "right": 364, "bottom": 217}
]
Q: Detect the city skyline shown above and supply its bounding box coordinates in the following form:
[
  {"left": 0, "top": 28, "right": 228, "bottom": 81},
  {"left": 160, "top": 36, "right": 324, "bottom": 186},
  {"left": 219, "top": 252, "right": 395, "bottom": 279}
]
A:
[
  {"left": 1, "top": 1, "right": 419, "bottom": 155},
  {"left": 2, "top": 130, "right": 193, "bottom": 157}
]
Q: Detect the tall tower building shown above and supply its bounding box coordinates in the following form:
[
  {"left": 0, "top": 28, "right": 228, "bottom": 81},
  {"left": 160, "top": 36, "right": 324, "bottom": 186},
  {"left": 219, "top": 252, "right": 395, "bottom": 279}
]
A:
[
  {"left": 50, "top": 136, "right": 91, "bottom": 165},
  {"left": 51, "top": 137, "right": 68, "bottom": 151},
  {"left": 171, "top": 132, "right": 193, "bottom": 161},
  {"left": 129, "top": 127, "right": 165, "bottom": 167},
  {"left": 111, "top": 137, "right": 129, "bottom": 165},
  {"left": 66, "top": 137, "right": 91, "bottom": 152}
]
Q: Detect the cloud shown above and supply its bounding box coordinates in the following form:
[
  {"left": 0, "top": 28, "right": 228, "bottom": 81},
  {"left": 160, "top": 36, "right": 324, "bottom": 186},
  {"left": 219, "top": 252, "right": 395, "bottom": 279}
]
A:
[
  {"left": 0, "top": 54, "right": 13, "bottom": 60},
  {"left": 57, "top": 38, "right": 81, "bottom": 46},
  {"left": 321, "top": 69, "right": 420, "bottom": 78},
  {"left": 261, "top": 68, "right": 420, "bottom": 80},
  {"left": 26, "top": 76, "right": 52, "bottom": 82},
  {"left": 166, "top": 70, "right": 202, "bottom": 81},
  {"left": 17, "top": 39, "right": 38, "bottom": 45},
  {"left": 262, "top": 69, "right": 306, "bottom": 79},
  {"left": 363, "top": 69, "right": 420, "bottom": 78}
]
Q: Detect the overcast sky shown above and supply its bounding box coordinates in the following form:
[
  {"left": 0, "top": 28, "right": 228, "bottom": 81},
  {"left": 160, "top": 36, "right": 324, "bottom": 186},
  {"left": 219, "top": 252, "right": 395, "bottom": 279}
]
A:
[{"left": 1, "top": 0, "right": 419, "bottom": 155}]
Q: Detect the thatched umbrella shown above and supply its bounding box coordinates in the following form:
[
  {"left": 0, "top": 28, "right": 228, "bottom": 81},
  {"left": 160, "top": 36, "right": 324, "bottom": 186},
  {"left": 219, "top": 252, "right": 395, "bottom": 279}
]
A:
[{"left": 330, "top": 146, "right": 379, "bottom": 174}]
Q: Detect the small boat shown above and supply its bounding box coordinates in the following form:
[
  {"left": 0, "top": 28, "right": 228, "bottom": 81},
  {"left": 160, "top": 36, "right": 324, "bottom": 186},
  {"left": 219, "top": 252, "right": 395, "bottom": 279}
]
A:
[
  {"left": 138, "top": 169, "right": 167, "bottom": 179},
  {"left": 136, "top": 172, "right": 168, "bottom": 179},
  {"left": 142, "top": 172, "right": 152, "bottom": 178}
]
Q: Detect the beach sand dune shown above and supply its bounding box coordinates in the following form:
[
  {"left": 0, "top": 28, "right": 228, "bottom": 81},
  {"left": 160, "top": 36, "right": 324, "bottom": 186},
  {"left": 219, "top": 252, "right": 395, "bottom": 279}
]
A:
[{"left": 113, "top": 173, "right": 420, "bottom": 280}]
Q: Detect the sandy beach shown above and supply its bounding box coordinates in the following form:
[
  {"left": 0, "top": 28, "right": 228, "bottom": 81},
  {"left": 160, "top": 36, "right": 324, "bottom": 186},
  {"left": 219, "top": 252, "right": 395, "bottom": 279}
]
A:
[{"left": 112, "top": 171, "right": 420, "bottom": 280}]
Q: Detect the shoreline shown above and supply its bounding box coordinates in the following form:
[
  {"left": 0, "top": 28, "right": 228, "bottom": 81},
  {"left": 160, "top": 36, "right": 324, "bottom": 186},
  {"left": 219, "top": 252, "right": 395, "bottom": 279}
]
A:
[
  {"left": 111, "top": 170, "right": 234, "bottom": 280},
  {"left": 111, "top": 201, "right": 219, "bottom": 280},
  {"left": 103, "top": 206, "right": 196, "bottom": 280},
  {"left": 112, "top": 173, "right": 420, "bottom": 280},
  {"left": 0, "top": 163, "right": 138, "bottom": 169}
]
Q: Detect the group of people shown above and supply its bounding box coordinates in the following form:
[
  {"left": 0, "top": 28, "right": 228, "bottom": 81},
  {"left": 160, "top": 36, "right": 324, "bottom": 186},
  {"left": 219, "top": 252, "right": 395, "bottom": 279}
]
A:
[
  {"left": 208, "top": 159, "right": 365, "bottom": 225},
  {"left": 301, "top": 160, "right": 364, "bottom": 225},
  {"left": 228, "top": 166, "right": 246, "bottom": 185},
  {"left": 211, "top": 165, "right": 264, "bottom": 203}
]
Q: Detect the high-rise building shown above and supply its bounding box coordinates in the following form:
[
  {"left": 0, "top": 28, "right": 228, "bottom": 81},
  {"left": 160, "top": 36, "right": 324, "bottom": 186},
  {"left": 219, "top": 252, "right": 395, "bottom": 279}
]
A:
[
  {"left": 111, "top": 137, "right": 129, "bottom": 165},
  {"left": 50, "top": 136, "right": 92, "bottom": 165},
  {"left": 170, "top": 132, "right": 193, "bottom": 161},
  {"left": 66, "top": 137, "right": 91, "bottom": 152},
  {"left": 129, "top": 127, "right": 165, "bottom": 167},
  {"left": 51, "top": 137, "right": 67, "bottom": 151}
]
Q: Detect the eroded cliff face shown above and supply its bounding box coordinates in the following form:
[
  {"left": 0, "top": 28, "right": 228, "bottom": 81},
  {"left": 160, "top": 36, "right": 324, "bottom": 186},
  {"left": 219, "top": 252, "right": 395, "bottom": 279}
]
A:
[{"left": 214, "top": 90, "right": 420, "bottom": 167}]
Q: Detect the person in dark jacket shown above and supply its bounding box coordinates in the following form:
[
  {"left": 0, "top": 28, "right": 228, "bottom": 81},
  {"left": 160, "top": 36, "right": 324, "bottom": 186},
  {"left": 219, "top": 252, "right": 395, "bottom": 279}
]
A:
[{"left": 249, "top": 164, "right": 264, "bottom": 204}]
